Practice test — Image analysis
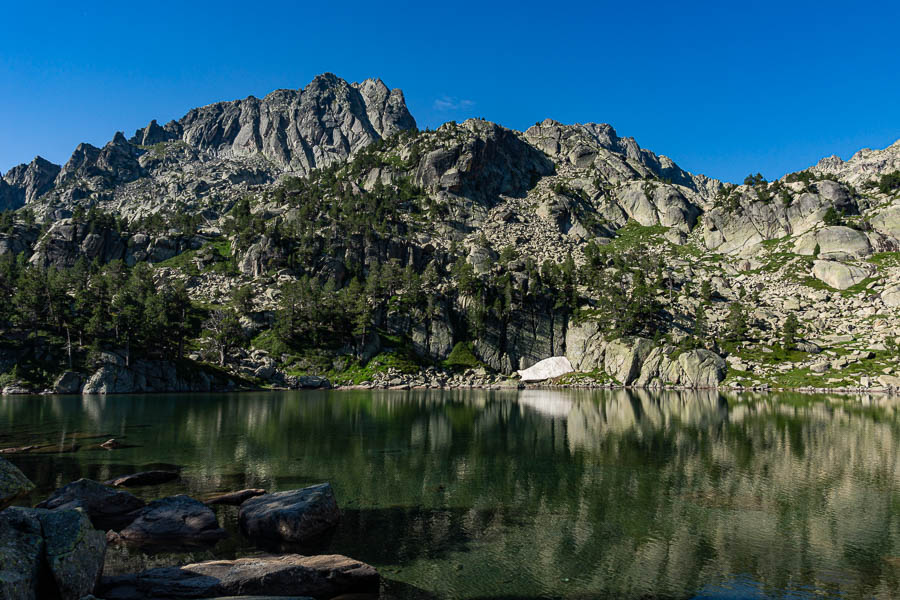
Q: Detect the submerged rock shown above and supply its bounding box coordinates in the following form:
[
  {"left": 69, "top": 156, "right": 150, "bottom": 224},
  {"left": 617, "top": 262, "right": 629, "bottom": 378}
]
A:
[
  {"left": 117, "top": 495, "right": 227, "bottom": 548},
  {"left": 239, "top": 483, "right": 340, "bottom": 543},
  {"left": 204, "top": 488, "right": 267, "bottom": 506},
  {"left": 96, "top": 554, "right": 379, "bottom": 600},
  {"left": 1, "top": 456, "right": 34, "bottom": 510},
  {"left": 104, "top": 470, "right": 179, "bottom": 487},
  {"left": 517, "top": 356, "right": 574, "bottom": 382},
  {"left": 36, "top": 478, "right": 145, "bottom": 531}
]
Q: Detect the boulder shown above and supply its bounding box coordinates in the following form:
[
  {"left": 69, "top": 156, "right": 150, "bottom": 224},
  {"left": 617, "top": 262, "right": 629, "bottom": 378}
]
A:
[
  {"left": 239, "top": 483, "right": 340, "bottom": 543},
  {"left": 0, "top": 456, "right": 34, "bottom": 510},
  {"left": 36, "top": 478, "right": 145, "bottom": 531},
  {"left": 96, "top": 554, "right": 379, "bottom": 600},
  {"left": 794, "top": 226, "right": 871, "bottom": 259},
  {"left": 0, "top": 507, "right": 106, "bottom": 600},
  {"left": 104, "top": 470, "right": 179, "bottom": 487},
  {"left": 881, "top": 284, "right": 900, "bottom": 308},
  {"left": 117, "top": 495, "right": 226, "bottom": 548},
  {"left": 811, "top": 260, "right": 873, "bottom": 290},
  {"left": 0, "top": 507, "right": 46, "bottom": 600},
  {"left": 516, "top": 356, "right": 574, "bottom": 382},
  {"left": 204, "top": 488, "right": 267, "bottom": 506},
  {"left": 604, "top": 338, "right": 655, "bottom": 385},
  {"left": 53, "top": 371, "right": 84, "bottom": 394},
  {"left": 37, "top": 508, "right": 107, "bottom": 600}
]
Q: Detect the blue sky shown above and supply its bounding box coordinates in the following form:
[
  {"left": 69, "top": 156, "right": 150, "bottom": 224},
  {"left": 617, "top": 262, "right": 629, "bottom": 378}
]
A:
[{"left": 2, "top": 0, "right": 898, "bottom": 183}]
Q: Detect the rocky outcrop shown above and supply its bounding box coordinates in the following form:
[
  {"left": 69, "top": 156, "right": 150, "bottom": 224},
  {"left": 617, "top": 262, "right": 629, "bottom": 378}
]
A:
[
  {"left": 36, "top": 478, "right": 145, "bottom": 531},
  {"left": 565, "top": 323, "right": 728, "bottom": 387},
  {"left": 116, "top": 495, "right": 227, "bottom": 548},
  {"left": 176, "top": 73, "right": 415, "bottom": 174},
  {"left": 1, "top": 456, "right": 34, "bottom": 510},
  {"left": 414, "top": 119, "right": 554, "bottom": 217},
  {"left": 96, "top": 554, "right": 379, "bottom": 600},
  {"left": 0, "top": 507, "right": 106, "bottom": 600},
  {"left": 239, "top": 483, "right": 340, "bottom": 544},
  {"left": 2, "top": 156, "right": 60, "bottom": 206},
  {"left": 56, "top": 132, "right": 145, "bottom": 188},
  {"left": 82, "top": 353, "right": 239, "bottom": 394},
  {"left": 517, "top": 356, "right": 574, "bottom": 382}
]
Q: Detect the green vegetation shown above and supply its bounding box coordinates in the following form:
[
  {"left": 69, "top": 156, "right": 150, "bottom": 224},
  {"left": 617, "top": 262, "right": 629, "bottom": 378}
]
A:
[
  {"left": 444, "top": 342, "right": 481, "bottom": 370},
  {"left": 877, "top": 170, "right": 900, "bottom": 194}
]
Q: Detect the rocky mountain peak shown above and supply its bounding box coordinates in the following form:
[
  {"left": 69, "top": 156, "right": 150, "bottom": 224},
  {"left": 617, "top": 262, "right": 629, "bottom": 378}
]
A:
[
  {"left": 2, "top": 155, "right": 61, "bottom": 207},
  {"left": 812, "top": 137, "right": 900, "bottom": 186}
]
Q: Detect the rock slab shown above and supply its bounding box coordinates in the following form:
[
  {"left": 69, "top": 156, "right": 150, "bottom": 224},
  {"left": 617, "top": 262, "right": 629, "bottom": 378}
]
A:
[
  {"left": 239, "top": 483, "right": 340, "bottom": 543},
  {"left": 205, "top": 488, "right": 267, "bottom": 506},
  {"left": 36, "top": 478, "right": 146, "bottom": 531},
  {"left": 96, "top": 554, "right": 379, "bottom": 600},
  {"left": 104, "top": 470, "right": 179, "bottom": 487},
  {"left": 517, "top": 356, "right": 574, "bottom": 382}
]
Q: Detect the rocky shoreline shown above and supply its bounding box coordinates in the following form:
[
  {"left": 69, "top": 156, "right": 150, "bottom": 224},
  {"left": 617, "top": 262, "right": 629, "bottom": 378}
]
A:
[{"left": 0, "top": 456, "right": 380, "bottom": 600}]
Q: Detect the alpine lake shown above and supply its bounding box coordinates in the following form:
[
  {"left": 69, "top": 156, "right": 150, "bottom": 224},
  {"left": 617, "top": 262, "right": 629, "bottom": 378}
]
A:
[{"left": 2, "top": 389, "right": 898, "bottom": 599}]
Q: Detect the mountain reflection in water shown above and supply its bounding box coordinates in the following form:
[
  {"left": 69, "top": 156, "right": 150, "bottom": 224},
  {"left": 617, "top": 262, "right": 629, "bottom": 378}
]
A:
[{"left": 1, "top": 389, "right": 898, "bottom": 599}]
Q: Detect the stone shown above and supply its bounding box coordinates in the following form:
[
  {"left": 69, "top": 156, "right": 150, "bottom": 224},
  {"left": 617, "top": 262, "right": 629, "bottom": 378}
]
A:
[
  {"left": 36, "top": 478, "right": 145, "bottom": 531},
  {"left": 53, "top": 371, "right": 83, "bottom": 394},
  {"left": 810, "top": 362, "right": 830, "bottom": 374},
  {"left": 516, "top": 356, "right": 574, "bottom": 382},
  {"left": 811, "top": 260, "right": 873, "bottom": 290},
  {"left": 1, "top": 457, "right": 34, "bottom": 510},
  {"left": 881, "top": 284, "right": 900, "bottom": 307},
  {"left": 96, "top": 554, "right": 379, "bottom": 600},
  {"left": 239, "top": 483, "right": 340, "bottom": 543},
  {"left": 204, "top": 488, "right": 267, "bottom": 506},
  {"left": 118, "top": 495, "right": 227, "bottom": 548},
  {"left": 104, "top": 470, "right": 179, "bottom": 487},
  {"left": 37, "top": 508, "right": 107, "bottom": 600},
  {"left": 0, "top": 507, "right": 46, "bottom": 600},
  {"left": 0, "top": 507, "right": 106, "bottom": 600}
]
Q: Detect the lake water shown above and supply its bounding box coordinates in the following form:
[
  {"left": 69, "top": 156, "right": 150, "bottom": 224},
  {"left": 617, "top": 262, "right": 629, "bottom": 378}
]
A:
[{"left": 1, "top": 389, "right": 899, "bottom": 599}]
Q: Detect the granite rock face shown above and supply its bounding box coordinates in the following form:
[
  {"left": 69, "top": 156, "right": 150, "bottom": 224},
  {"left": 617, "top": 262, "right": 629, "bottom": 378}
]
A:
[
  {"left": 239, "top": 483, "right": 341, "bottom": 543},
  {"left": 175, "top": 73, "right": 415, "bottom": 174},
  {"left": 96, "top": 554, "right": 379, "bottom": 600}
]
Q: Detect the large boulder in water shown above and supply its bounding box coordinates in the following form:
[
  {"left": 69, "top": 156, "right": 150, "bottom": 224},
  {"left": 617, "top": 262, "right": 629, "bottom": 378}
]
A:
[
  {"left": 0, "top": 507, "right": 107, "bottom": 600},
  {"left": 97, "top": 554, "right": 379, "bottom": 599},
  {"left": 239, "top": 483, "right": 340, "bottom": 543},
  {"left": 117, "top": 495, "right": 226, "bottom": 548},
  {"left": 516, "top": 356, "right": 574, "bottom": 382},
  {"left": 0, "top": 507, "right": 46, "bottom": 599},
  {"left": 38, "top": 508, "right": 108, "bottom": 600},
  {"left": 0, "top": 456, "right": 34, "bottom": 510},
  {"left": 36, "top": 478, "right": 145, "bottom": 531}
]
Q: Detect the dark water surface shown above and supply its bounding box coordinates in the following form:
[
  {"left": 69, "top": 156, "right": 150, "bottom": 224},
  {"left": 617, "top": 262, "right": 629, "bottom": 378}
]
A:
[{"left": 2, "top": 389, "right": 898, "bottom": 599}]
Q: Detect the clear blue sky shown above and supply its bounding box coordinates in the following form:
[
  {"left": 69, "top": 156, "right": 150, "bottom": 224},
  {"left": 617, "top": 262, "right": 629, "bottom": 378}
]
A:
[{"left": 2, "top": 0, "right": 898, "bottom": 183}]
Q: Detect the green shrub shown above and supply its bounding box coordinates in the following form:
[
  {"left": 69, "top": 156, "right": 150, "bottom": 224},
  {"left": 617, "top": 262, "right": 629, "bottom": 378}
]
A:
[{"left": 444, "top": 342, "right": 481, "bottom": 369}]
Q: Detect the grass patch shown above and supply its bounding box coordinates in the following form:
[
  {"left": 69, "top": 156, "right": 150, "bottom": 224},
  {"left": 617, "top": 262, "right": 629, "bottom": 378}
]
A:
[
  {"left": 443, "top": 342, "right": 483, "bottom": 370},
  {"left": 869, "top": 251, "right": 900, "bottom": 268}
]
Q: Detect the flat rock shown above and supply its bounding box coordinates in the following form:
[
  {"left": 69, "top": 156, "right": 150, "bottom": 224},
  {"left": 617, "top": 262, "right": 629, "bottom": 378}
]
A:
[
  {"left": 0, "top": 456, "right": 35, "bottom": 510},
  {"left": 36, "top": 478, "right": 146, "bottom": 531},
  {"left": 239, "top": 483, "right": 340, "bottom": 543},
  {"left": 516, "top": 356, "right": 574, "bottom": 382},
  {"left": 118, "top": 494, "right": 226, "bottom": 548},
  {"left": 205, "top": 488, "right": 267, "bottom": 506},
  {"left": 104, "top": 470, "right": 179, "bottom": 487},
  {"left": 96, "top": 554, "right": 379, "bottom": 600}
]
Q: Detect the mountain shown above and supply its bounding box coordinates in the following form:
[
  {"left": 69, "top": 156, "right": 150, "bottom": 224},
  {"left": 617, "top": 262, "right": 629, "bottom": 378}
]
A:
[{"left": 1, "top": 73, "right": 899, "bottom": 395}]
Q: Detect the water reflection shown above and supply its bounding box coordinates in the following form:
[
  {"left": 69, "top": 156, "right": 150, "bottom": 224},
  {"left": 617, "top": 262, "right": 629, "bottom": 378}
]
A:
[{"left": 1, "top": 390, "right": 898, "bottom": 599}]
